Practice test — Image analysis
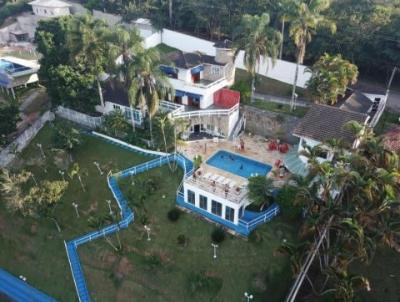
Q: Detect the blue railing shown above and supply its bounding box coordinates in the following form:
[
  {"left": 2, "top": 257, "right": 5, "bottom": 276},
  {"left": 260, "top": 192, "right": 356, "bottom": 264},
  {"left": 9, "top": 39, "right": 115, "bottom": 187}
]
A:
[
  {"left": 64, "top": 133, "right": 193, "bottom": 302},
  {"left": 239, "top": 203, "right": 280, "bottom": 232},
  {"left": 0, "top": 268, "right": 57, "bottom": 302}
]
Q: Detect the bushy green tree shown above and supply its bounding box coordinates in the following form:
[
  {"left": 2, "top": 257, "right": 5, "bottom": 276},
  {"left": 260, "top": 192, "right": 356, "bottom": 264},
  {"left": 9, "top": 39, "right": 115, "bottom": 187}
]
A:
[
  {"left": 0, "top": 102, "right": 20, "bottom": 146},
  {"left": 247, "top": 175, "right": 274, "bottom": 208},
  {"left": 306, "top": 53, "right": 358, "bottom": 105},
  {"left": 103, "top": 109, "right": 130, "bottom": 137}
]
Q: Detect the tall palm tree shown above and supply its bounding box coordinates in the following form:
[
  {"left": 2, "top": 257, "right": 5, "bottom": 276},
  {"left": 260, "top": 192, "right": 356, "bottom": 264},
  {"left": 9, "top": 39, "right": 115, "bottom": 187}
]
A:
[
  {"left": 127, "top": 48, "right": 171, "bottom": 143},
  {"left": 68, "top": 14, "right": 110, "bottom": 107},
  {"left": 233, "top": 13, "right": 282, "bottom": 100},
  {"left": 107, "top": 26, "right": 144, "bottom": 129},
  {"left": 287, "top": 0, "right": 336, "bottom": 110}
]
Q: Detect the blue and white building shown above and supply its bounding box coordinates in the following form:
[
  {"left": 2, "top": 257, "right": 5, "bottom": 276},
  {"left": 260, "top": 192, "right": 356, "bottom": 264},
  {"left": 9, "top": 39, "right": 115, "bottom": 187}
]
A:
[{"left": 0, "top": 56, "right": 40, "bottom": 99}]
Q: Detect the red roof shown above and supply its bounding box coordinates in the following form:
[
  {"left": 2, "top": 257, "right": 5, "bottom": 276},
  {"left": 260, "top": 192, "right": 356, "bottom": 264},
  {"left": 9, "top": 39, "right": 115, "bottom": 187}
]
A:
[
  {"left": 214, "top": 88, "right": 240, "bottom": 109},
  {"left": 383, "top": 126, "right": 400, "bottom": 152}
]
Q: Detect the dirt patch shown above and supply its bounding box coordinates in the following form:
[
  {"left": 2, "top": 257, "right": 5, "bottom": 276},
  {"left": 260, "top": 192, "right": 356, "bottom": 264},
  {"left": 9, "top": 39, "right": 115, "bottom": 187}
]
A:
[
  {"left": 53, "top": 150, "right": 71, "bottom": 170},
  {"left": 114, "top": 256, "right": 133, "bottom": 279}
]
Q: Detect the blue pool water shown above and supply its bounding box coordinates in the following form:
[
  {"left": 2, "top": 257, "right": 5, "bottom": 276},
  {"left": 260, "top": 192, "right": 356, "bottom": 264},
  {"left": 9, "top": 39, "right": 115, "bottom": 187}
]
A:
[
  {"left": 206, "top": 150, "right": 272, "bottom": 178},
  {"left": 0, "top": 59, "right": 30, "bottom": 74}
]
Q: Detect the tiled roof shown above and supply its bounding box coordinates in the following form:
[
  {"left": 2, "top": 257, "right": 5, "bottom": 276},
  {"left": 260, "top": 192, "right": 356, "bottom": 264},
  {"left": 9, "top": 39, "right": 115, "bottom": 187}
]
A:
[
  {"left": 162, "top": 50, "right": 224, "bottom": 69},
  {"left": 383, "top": 126, "right": 400, "bottom": 152},
  {"left": 293, "top": 104, "right": 369, "bottom": 145},
  {"left": 339, "top": 91, "right": 372, "bottom": 114}
]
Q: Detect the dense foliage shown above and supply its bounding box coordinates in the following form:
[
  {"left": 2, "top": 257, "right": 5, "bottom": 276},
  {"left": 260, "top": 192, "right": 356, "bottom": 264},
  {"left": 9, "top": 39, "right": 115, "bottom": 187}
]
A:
[
  {"left": 0, "top": 0, "right": 30, "bottom": 26},
  {"left": 81, "top": 0, "right": 400, "bottom": 79},
  {"left": 307, "top": 53, "right": 359, "bottom": 105},
  {"left": 0, "top": 102, "right": 20, "bottom": 146},
  {"left": 288, "top": 127, "right": 400, "bottom": 300}
]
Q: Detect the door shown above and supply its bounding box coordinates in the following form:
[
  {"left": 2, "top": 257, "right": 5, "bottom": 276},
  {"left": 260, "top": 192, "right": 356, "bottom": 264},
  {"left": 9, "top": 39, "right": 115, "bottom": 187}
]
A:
[{"left": 194, "top": 125, "right": 200, "bottom": 133}]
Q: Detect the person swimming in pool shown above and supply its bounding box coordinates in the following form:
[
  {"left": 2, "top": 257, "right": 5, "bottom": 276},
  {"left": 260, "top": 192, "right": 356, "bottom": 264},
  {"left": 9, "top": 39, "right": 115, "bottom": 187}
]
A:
[{"left": 240, "top": 164, "right": 243, "bottom": 170}]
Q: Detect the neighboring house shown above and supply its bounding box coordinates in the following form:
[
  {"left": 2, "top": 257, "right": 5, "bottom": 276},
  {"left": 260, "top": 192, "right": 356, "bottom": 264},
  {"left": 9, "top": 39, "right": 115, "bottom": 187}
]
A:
[
  {"left": 0, "top": 0, "right": 85, "bottom": 44},
  {"left": 284, "top": 104, "right": 370, "bottom": 176},
  {"left": 29, "top": 0, "right": 71, "bottom": 18},
  {"left": 0, "top": 56, "right": 40, "bottom": 98}
]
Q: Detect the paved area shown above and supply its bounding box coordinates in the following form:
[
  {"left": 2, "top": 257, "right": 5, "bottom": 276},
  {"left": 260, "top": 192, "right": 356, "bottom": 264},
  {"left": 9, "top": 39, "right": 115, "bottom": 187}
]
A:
[{"left": 181, "top": 133, "right": 292, "bottom": 186}]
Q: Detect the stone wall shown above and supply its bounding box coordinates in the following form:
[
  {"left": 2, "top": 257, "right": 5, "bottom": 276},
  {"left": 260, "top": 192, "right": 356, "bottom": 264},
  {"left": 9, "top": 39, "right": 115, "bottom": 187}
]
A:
[{"left": 241, "top": 105, "right": 300, "bottom": 144}]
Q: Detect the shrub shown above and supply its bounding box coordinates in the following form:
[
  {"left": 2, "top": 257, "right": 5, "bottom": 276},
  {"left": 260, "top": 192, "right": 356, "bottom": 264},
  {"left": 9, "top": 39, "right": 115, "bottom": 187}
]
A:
[
  {"left": 249, "top": 230, "right": 263, "bottom": 244},
  {"left": 276, "top": 186, "right": 302, "bottom": 220},
  {"left": 186, "top": 271, "right": 223, "bottom": 296},
  {"left": 177, "top": 234, "right": 188, "bottom": 246},
  {"left": 231, "top": 80, "right": 251, "bottom": 103},
  {"left": 167, "top": 208, "right": 181, "bottom": 222},
  {"left": 211, "top": 228, "right": 226, "bottom": 243}
]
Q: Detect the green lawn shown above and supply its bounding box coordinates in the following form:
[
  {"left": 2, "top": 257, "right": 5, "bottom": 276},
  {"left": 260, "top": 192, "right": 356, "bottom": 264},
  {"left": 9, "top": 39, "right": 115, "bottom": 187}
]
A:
[
  {"left": 0, "top": 121, "right": 299, "bottom": 301},
  {"left": 250, "top": 99, "right": 309, "bottom": 118},
  {"left": 79, "top": 167, "right": 298, "bottom": 302},
  {"left": 235, "top": 69, "right": 310, "bottom": 99},
  {"left": 0, "top": 123, "right": 151, "bottom": 300},
  {"left": 153, "top": 43, "right": 179, "bottom": 55}
]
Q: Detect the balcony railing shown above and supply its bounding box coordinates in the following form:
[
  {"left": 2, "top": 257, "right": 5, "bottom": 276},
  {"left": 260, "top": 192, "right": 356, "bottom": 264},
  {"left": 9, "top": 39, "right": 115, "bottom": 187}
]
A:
[{"left": 172, "top": 103, "right": 239, "bottom": 119}]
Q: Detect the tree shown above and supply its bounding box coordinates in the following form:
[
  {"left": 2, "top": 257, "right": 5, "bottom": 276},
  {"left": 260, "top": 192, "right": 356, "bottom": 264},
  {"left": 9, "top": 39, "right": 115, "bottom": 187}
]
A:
[
  {"left": 287, "top": 0, "right": 336, "bottom": 110},
  {"left": 103, "top": 109, "right": 130, "bottom": 137},
  {"left": 68, "top": 14, "right": 110, "bottom": 107},
  {"left": 107, "top": 26, "right": 144, "bottom": 129},
  {"left": 233, "top": 13, "right": 282, "bottom": 100},
  {"left": 126, "top": 47, "right": 171, "bottom": 143},
  {"left": 0, "top": 169, "right": 32, "bottom": 214},
  {"left": 0, "top": 102, "right": 21, "bottom": 146},
  {"left": 54, "top": 124, "right": 82, "bottom": 154},
  {"left": 306, "top": 53, "right": 358, "bottom": 105},
  {"left": 292, "top": 130, "right": 400, "bottom": 300},
  {"left": 25, "top": 180, "right": 69, "bottom": 231},
  {"left": 247, "top": 176, "right": 274, "bottom": 209}
]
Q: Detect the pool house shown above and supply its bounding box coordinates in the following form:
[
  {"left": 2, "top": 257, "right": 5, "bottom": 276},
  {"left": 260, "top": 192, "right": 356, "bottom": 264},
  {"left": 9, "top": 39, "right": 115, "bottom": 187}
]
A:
[{"left": 177, "top": 150, "right": 279, "bottom": 236}]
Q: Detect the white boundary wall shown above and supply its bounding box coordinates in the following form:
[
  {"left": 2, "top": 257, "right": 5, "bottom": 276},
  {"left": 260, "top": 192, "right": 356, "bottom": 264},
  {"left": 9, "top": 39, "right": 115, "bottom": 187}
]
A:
[
  {"left": 148, "top": 29, "right": 310, "bottom": 88},
  {"left": 0, "top": 111, "right": 54, "bottom": 167},
  {"left": 55, "top": 106, "right": 103, "bottom": 129}
]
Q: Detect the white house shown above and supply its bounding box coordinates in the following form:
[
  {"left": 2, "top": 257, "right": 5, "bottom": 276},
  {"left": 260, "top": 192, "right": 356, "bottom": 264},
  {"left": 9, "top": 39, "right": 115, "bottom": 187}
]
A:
[
  {"left": 101, "top": 40, "right": 243, "bottom": 139},
  {"left": 0, "top": 56, "right": 40, "bottom": 98},
  {"left": 28, "top": 0, "right": 71, "bottom": 18},
  {"left": 284, "top": 103, "right": 372, "bottom": 176}
]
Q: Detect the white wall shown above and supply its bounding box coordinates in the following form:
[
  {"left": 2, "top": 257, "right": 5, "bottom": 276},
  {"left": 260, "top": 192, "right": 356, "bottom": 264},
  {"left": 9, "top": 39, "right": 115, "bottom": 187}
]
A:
[
  {"left": 184, "top": 181, "right": 242, "bottom": 224},
  {"left": 31, "top": 5, "right": 70, "bottom": 17},
  {"left": 158, "top": 29, "right": 310, "bottom": 88},
  {"left": 143, "top": 31, "right": 161, "bottom": 48}
]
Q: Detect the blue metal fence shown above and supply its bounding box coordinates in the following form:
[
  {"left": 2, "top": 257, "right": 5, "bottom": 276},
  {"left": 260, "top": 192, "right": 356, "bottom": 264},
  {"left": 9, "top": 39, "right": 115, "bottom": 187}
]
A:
[
  {"left": 64, "top": 133, "right": 193, "bottom": 302},
  {"left": 0, "top": 268, "right": 57, "bottom": 302}
]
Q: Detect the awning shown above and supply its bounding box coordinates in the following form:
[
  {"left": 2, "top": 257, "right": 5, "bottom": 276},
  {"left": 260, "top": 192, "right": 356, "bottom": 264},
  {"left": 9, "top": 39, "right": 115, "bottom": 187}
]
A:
[
  {"left": 175, "top": 90, "right": 185, "bottom": 97},
  {"left": 160, "top": 65, "right": 178, "bottom": 75},
  {"left": 191, "top": 65, "right": 204, "bottom": 74},
  {"left": 186, "top": 92, "right": 202, "bottom": 99},
  {"left": 283, "top": 147, "right": 309, "bottom": 177}
]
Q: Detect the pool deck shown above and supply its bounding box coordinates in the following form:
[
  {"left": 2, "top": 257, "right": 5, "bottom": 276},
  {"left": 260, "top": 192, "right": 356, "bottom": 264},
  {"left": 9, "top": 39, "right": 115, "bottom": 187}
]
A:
[{"left": 180, "top": 134, "right": 292, "bottom": 186}]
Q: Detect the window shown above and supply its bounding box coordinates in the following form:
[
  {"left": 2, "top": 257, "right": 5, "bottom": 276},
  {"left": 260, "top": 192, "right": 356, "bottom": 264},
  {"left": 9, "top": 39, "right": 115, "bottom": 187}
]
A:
[
  {"left": 211, "top": 200, "right": 222, "bottom": 216},
  {"left": 113, "top": 104, "right": 120, "bottom": 110},
  {"left": 187, "top": 190, "right": 195, "bottom": 204},
  {"left": 225, "top": 206, "right": 235, "bottom": 222},
  {"left": 199, "top": 195, "right": 207, "bottom": 210}
]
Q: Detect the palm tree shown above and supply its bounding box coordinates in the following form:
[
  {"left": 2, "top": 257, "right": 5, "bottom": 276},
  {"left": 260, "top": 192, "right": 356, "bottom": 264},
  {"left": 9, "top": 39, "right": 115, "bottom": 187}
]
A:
[
  {"left": 287, "top": 0, "right": 336, "bottom": 110},
  {"left": 126, "top": 48, "right": 171, "bottom": 143},
  {"left": 233, "top": 13, "right": 282, "bottom": 100},
  {"left": 107, "top": 26, "right": 144, "bottom": 130},
  {"left": 68, "top": 14, "right": 110, "bottom": 107}
]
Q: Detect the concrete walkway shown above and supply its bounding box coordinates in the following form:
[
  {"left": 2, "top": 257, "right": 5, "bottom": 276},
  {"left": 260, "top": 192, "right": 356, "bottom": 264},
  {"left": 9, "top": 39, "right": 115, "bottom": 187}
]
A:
[{"left": 252, "top": 92, "right": 311, "bottom": 108}]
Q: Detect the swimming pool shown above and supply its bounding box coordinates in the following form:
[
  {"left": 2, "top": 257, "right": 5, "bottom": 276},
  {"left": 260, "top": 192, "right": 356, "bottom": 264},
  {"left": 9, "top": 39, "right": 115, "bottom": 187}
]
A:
[{"left": 206, "top": 150, "right": 272, "bottom": 178}]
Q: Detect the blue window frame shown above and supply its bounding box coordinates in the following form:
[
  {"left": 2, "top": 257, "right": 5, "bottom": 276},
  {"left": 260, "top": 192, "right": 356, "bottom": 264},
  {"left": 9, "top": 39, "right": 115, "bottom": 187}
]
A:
[
  {"left": 225, "top": 206, "right": 235, "bottom": 222},
  {"left": 199, "top": 195, "right": 207, "bottom": 210},
  {"left": 187, "top": 190, "right": 195, "bottom": 204},
  {"left": 125, "top": 108, "right": 142, "bottom": 123},
  {"left": 211, "top": 200, "right": 222, "bottom": 216}
]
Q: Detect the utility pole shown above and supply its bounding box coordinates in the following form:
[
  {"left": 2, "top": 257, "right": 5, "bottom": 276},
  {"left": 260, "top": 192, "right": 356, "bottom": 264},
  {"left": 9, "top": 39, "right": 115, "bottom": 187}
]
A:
[{"left": 386, "top": 66, "right": 398, "bottom": 98}]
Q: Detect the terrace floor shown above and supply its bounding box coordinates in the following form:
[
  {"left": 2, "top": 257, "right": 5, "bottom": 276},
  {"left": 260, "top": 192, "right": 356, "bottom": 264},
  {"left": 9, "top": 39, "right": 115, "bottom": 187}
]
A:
[{"left": 181, "top": 133, "right": 292, "bottom": 186}]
